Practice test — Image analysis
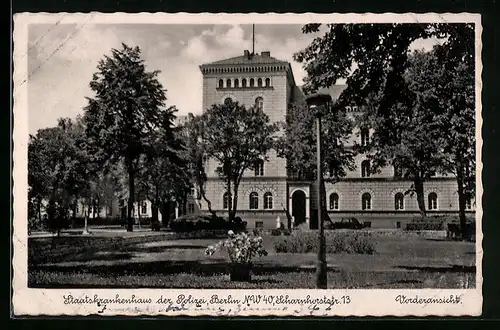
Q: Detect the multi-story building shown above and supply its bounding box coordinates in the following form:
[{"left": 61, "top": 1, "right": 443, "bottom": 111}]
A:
[{"left": 195, "top": 49, "right": 476, "bottom": 229}]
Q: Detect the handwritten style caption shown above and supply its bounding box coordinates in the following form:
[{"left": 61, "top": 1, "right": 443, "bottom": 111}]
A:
[{"left": 62, "top": 293, "right": 352, "bottom": 315}]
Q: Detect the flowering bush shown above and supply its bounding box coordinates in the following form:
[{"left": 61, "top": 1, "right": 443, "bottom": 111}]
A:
[{"left": 205, "top": 230, "right": 268, "bottom": 264}]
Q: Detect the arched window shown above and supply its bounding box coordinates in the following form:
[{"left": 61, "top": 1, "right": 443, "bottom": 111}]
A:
[
  {"left": 250, "top": 78, "right": 255, "bottom": 87},
  {"left": 394, "top": 192, "right": 404, "bottom": 210},
  {"left": 263, "top": 192, "right": 273, "bottom": 210},
  {"left": 218, "top": 79, "right": 224, "bottom": 88},
  {"left": 361, "top": 160, "right": 371, "bottom": 178},
  {"left": 249, "top": 192, "right": 259, "bottom": 210},
  {"left": 428, "top": 192, "right": 438, "bottom": 210},
  {"left": 242, "top": 78, "right": 247, "bottom": 87},
  {"left": 265, "top": 78, "right": 271, "bottom": 87},
  {"left": 362, "top": 193, "right": 372, "bottom": 210},
  {"left": 360, "top": 128, "right": 370, "bottom": 146},
  {"left": 329, "top": 193, "right": 339, "bottom": 210},
  {"left": 255, "top": 97, "right": 264, "bottom": 112},
  {"left": 257, "top": 78, "right": 263, "bottom": 87},
  {"left": 234, "top": 79, "right": 239, "bottom": 88},
  {"left": 223, "top": 192, "right": 231, "bottom": 209},
  {"left": 226, "top": 79, "right": 231, "bottom": 88},
  {"left": 224, "top": 97, "right": 233, "bottom": 106},
  {"left": 254, "top": 159, "right": 264, "bottom": 176}
]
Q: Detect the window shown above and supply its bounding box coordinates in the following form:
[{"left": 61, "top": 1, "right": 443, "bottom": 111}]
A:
[
  {"left": 396, "top": 221, "right": 401, "bottom": 229},
  {"left": 141, "top": 201, "right": 147, "bottom": 214},
  {"left": 361, "top": 160, "right": 371, "bottom": 178},
  {"left": 254, "top": 159, "right": 264, "bottom": 176},
  {"left": 362, "top": 193, "right": 372, "bottom": 210},
  {"left": 265, "top": 78, "right": 271, "bottom": 87},
  {"left": 75, "top": 204, "right": 79, "bottom": 214},
  {"left": 360, "top": 128, "right": 370, "bottom": 146},
  {"left": 428, "top": 192, "right": 438, "bottom": 210},
  {"left": 394, "top": 192, "right": 404, "bottom": 210},
  {"left": 263, "top": 192, "right": 273, "bottom": 209},
  {"left": 224, "top": 97, "right": 233, "bottom": 106},
  {"left": 190, "top": 187, "right": 196, "bottom": 196},
  {"left": 188, "top": 203, "right": 195, "bottom": 214},
  {"left": 250, "top": 78, "right": 255, "bottom": 87},
  {"left": 328, "top": 162, "right": 338, "bottom": 178},
  {"left": 223, "top": 192, "right": 231, "bottom": 209},
  {"left": 218, "top": 79, "right": 224, "bottom": 88},
  {"left": 226, "top": 79, "right": 231, "bottom": 88},
  {"left": 242, "top": 78, "right": 247, "bottom": 87},
  {"left": 465, "top": 196, "right": 473, "bottom": 210},
  {"left": 255, "top": 221, "right": 264, "bottom": 229},
  {"left": 257, "top": 78, "right": 263, "bottom": 87},
  {"left": 255, "top": 97, "right": 264, "bottom": 112},
  {"left": 394, "top": 164, "right": 402, "bottom": 178},
  {"left": 329, "top": 193, "right": 339, "bottom": 210},
  {"left": 249, "top": 192, "right": 259, "bottom": 210},
  {"left": 234, "top": 79, "right": 239, "bottom": 88}
]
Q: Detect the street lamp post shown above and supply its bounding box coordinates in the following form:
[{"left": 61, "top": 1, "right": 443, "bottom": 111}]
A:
[{"left": 306, "top": 93, "right": 332, "bottom": 289}]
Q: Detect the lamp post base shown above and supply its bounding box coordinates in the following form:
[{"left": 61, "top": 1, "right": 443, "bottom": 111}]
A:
[{"left": 316, "top": 260, "right": 328, "bottom": 289}]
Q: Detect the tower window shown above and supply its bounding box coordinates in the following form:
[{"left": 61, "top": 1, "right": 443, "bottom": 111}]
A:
[
  {"left": 249, "top": 192, "right": 259, "bottom": 210},
  {"left": 234, "top": 79, "right": 239, "bottom": 88},
  {"left": 188, "top": 203, "right": 195, "bottom": 214},
  {"left": 141, "top": 201, "right": 147, "bottom": 214},
  {"left": 250, "top": 78, "right": 255, "bottom": 87},
  {"left": 394, "top": 192, "right": 404, "bottom": 210},
  {"left": 226, "top": 79, "right": 231, "bottom": 88},
  {"left": 254, "top": 159, "right": 264, "bottom": 176},
  {"left": 265, "top": 78, "right": 271, "bottom": 87},
  {"left": 263, "top": 192, "right": 273, "bottom": 210},
  {"left": 218, "top": 79, "right": 224, "bottom": 88},
  {"left": 257, "top": 78, "right": 263, "bottom": 87},
  {"left": 428, "top": 192, "right": 438, "bottom": 210},
  {"left": 362, "top": 193, "right": 372, "bottom": 210},
  {"left": 361, "top": 160, "right": 371, "bottom": 178},
  {"left": 242, "top": 78, "right": 247, "bottom": 87},
  {"left": 360, "top": 128, "right": 370, "bottom": 146},
  {"left": 329, "top": 193, "right": 339, "bottom": 210},
  {"left": 254, "top": 97, "right": 264, "bottom": 112}
]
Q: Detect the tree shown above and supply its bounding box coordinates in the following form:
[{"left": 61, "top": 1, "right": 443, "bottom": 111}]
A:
[
  {"left": 200, "top": 100, "right": 278, "bottom": 221},
  {"left": 28, "top": 117, "right": 89, "bottom": 235},
  {"left": 179, "top": 114, "right": 217, "bottom": 217},
  {"left": 275, "top": 102, "right": 356, "bottom": 226},
  {"left": 294, "top": 23, "right": 475, "bottom": 221},
  {"left": 136, "top": 107, "right": 189, "bottom": 227},
  {"left": 83, "top": 43, "right": 169, "bottom": 232}
]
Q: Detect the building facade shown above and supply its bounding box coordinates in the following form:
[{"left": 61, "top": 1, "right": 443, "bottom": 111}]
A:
[{"left": 194, "top": 50, "right": 476, "bottom": 229}]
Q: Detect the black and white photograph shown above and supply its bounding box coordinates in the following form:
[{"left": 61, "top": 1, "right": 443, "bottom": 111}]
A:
[{"left": 12, "top": 13, "right": 482, "bottom": 316}]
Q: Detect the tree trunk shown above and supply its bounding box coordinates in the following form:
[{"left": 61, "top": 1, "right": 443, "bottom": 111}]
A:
[
  {"left": 230, "top": 181, "right": 240, "bottom": 222},
  {"left": 414, "top": 176, "right": 426, "bottom": 218},
  {"left": 127, "top": 163, "right": 135, "bottom": 232},
  {"left": 226, "top": 180, "right": 233, "bottom": 221},
  {"left": 456, "top": 164, "right": 467, "bottom": 238},
  {"left": 200, "top": 186, "right": 217, "bottom": 218}
]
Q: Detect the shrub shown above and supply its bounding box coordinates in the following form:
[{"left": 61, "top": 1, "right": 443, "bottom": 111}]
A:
[
  {"left": 406, "top": 222, "right": 444, "bottom": 231},
  {"left": 273, "top": 231, "right": 376, "bottom": 254},
  {"left": 169, "top": 215, "right": 247, "bottom": 232},
  {"left": 205, "top": 230, "right": 268, "bottom": 264}
]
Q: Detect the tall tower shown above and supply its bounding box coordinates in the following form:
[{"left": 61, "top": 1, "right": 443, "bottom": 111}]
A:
[{"left": 198, "top": 49, "right": 296, "bottom": 228}]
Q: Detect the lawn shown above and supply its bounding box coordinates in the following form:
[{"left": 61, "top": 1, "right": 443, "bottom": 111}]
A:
[{"left": 28, "top": 231, "right": 476, "bottom": 289}]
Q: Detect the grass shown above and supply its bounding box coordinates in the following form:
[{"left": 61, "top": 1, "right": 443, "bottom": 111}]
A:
[{"left": 28, "top": 231, "right": 476, "bottom": 289}]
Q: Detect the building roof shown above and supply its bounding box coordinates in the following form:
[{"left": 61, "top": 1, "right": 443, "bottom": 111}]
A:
[{"left": 201, "top": 51, "right": 289, "bottom": 66}]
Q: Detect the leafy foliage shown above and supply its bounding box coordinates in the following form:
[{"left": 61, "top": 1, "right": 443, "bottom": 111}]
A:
[
  {"left": 200, "top": 100, "right": 278, "bottom": 220},
  {"left": 83, "top": 43, "right": 172, "bottom": 231}
]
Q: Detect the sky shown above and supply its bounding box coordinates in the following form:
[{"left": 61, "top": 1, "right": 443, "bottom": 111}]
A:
[{"left": 27, "top": 23, "right": 439, "bottom": 134}]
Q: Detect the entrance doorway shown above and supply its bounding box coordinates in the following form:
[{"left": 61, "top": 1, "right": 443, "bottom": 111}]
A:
[{"left": 292, "top": 190, "right": 306, "bottom": 227}]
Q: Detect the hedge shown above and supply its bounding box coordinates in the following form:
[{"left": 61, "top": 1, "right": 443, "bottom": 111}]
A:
[
  {"left": 169, "top": 214, "right": 247, "bottom": 232},
  {"left": 273, "top": 231, "right": 376, "bottom": 254},
  {"left": 406, "top": 222, "right": 445, "bottom": 231}
]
